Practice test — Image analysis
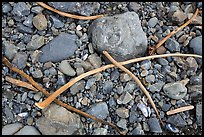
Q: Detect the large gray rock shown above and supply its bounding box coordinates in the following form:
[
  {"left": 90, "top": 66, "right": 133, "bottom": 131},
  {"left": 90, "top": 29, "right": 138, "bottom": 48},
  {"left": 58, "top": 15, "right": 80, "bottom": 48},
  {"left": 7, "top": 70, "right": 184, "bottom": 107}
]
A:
[
  {"left": 39, "top": 33, "right": 78, "bottom": 63},
  {"left": 89, "top": 12, "right": 147, "bottom": 62},
  {"left": 14, "top": 126, "right": 41, "bottom": 135},
  {"left": 2, "top": 123, "right": 24, "bottom": 135},
  {"left": 48, "top": 2, "right": 100, "bottom": 16},
  {"left": 36, "top": 104, "right": 84, "bottom": 135},
  {"left": 189, "top": 36, "right": 202, "bottom": 55}
]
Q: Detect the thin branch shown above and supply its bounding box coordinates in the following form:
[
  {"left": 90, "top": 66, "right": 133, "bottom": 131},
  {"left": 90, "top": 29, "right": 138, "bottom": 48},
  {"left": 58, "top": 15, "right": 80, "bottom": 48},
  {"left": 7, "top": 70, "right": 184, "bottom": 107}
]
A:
[
  {"left": 148, "top": 8, "right": 199, "bottom": 55},
  {"left": 2, "top": 56, "right": 125, "bottom": 135},
  {"left": 35, "top": 53, "right": 201, "bottom": 109},
  {"left": 36, "top": 2, "right": 104, "bottom": 20},
  {"left": 5, "top": 76, "right": 38, "bottom": 92},
  {"left": 166, "top": 105, "right": 194, "bottom": 115},
  {"left": 103, "top": 51, "right": 164, "bottom": 127}
]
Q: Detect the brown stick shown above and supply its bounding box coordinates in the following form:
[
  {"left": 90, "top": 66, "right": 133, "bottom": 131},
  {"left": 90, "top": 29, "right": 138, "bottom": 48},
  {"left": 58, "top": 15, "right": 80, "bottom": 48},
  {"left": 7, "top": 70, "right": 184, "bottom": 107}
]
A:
[
  {"left": 103, "top": 51, "right": 165, "bottom": 127},
  {"left": 166, "top": 105, "right": 194, "bottom": 115},
  {"left": 36, "top": 2, "right": 104, "bottom": 20},
  {"left": 35, "top": 53, "right": 201, "bottom": 109},
  {"left": 148, "top": 8, "right": 199, "bottom": 55},
  {"left": 2, "top": 56, "right": 125, "bottom": 135},
  {"left": 5, "top": 76, "right": 38, "bottom": 92}
]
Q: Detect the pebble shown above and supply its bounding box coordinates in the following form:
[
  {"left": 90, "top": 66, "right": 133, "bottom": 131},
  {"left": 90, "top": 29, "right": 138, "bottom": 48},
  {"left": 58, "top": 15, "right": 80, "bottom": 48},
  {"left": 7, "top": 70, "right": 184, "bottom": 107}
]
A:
[
  {"left": 76, "top": 67, "right": 84, "bottom": 76},
  {"left": 50, "top": 15, "right": 64, "bottom": 28},
  {"left": 165, "top": 38, "right": 181, "bottom": 52},
  {"left": 85, "top": 78, "right": 96, "bottom": 89},
  {"left": 39, "top": 33, "right": 78, "bottom": 63},
  {"left": 128, "top": 2, "right": 141, "bottom": 12},
  {"left": 32, "top": 69, "right": 43, "bottom": 78},
  {"left": 12, "top": 2, "right": 30, "bottom": 17},
  {"left": 156, "top": 46, "right": 167, "bottom": 55},
  {"left": 167, "top": 114, "right": 187, "bottom": 127},
  {"left": 33, "top": 14, "right": 48, "bottom": 31},
  {"left": 148, "top": 17, "right": 158, "bottom": 27},
  {"left": 3, "top": 41, "right": 18, "bottom": 60},
  {"left": 108, "top": 97, "right": 116, "bottom": 107},
  {"left": 23, "top": 14, "right": 34, "bottom": 28},
  {"left": 86, "top": 102, "right": 109, "bottom": 120},
  {"left": 21, "top": 92, "right": 27, "bottom": 102},
  {"left": 2, "top": 123, "right": 24, "bottom": 135},
  {"left": 70, "top": 80, "right": 85, "bottom": 95},
  {"left": 157, "top": 58, "right": 169, "bottom": 66},
  {"left": 117, "top": 91, "right": 133, "bottom": 104},
  {"left": 4, "top": 105, "right": 14, "bottom": 121},
  {"left": 58, "top": 60, "right": 76, "bottom": 76},
  {"left": 2, "top": 3, "right": 12, "bottom": 13},
  {"left": 93, "top": 128, "right": 107, "bottom": 135},
  {"left": 120, "top": 73, "right": 132, "bottom": 82},
  {"left": 172, "top": 10, "right": 187, "bottom": 23},
  {"left": 189, "top": 36, "right": 202, "bottom": 55},
  {"left": 27, "top": 117, "right": 34, "bottom": 125},
  {"left": 12, "top": 52, "right": 28, "bottom": 69},
  {"left": 148, "top": 82, "right": 165, "bottom": 93},
  {"left": 27, "top": 35, "right": 45, "bottom": 50},
  {"left": 17, "top": 23, "right": 33, "bottom": 34},
  {"left": 145, "top": 74, "right": 155, "bottom": 83},
  {"left": 87, "top": 53, "right": 102, "bottom": 68},
  {"left": 117, "top": 118, "right": 127, "bottom": 129},
  {"left": 124, "top": 81, "right": 136, "bottom": 93},
  {"left": 110, "top": 69, "right": 120, "bottom": 81},
  {"left": 148, "top": 117, "right": 162, "bottom": 133},
  {"left": 161, "top": 103, "right": 171, "bottom": 112},
  {"left": 116, "top": 107, "right": 129, "bottom": 118},
  {"left": 140, "top": 60, "right": 151, "bottom": 70},
  {"left": 31, "top": 6, "right": 44, "bottom": 14},
  {"left": 131, "top": 123, "right": 145, "bottom": 135},
  {"left": 88, "top": 43, "right": 94, "bottom": 54},
  {"left": 33, "top": 92, "right": 43, "bottom": 101},
  {"left": 141, "top": 69, "right": 149, "bottom": 77},
  {"left": 196, "top": 102, "right": 202, "bottom": 127},
  {"left": 163, "top": 81, "right": 187, "bottom": 100}
]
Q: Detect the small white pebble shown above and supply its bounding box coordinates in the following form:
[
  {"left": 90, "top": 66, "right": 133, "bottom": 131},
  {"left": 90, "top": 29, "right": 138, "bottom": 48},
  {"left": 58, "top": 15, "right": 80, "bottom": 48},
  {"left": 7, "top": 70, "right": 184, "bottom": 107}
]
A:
[{"left": 76, "top": 25, "right": 82, "bottom": 31}]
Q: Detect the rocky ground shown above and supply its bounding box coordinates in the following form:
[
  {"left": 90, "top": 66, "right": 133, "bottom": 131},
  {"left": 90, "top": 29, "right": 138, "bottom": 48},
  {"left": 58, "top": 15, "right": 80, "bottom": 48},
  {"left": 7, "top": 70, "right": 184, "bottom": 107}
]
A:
[{"left": 2, "top": 2, "right": 202, "bottom": 135}]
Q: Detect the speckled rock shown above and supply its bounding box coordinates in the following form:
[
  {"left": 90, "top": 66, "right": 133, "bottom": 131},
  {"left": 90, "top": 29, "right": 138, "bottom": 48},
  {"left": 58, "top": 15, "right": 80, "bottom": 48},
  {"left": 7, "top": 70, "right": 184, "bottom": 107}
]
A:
[{"left": 33, "top": 14, "right": 48, "bottom": 31}]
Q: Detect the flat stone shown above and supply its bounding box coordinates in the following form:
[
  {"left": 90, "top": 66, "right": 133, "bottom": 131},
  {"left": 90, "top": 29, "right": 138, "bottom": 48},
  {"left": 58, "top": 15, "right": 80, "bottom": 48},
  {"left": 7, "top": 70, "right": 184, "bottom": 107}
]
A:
[
  {"left": 163, "top": 81, "right": 187, "bottom": 100},
  {"left": 31, "top": 6, "right": 44, "bottom": 14},
  {"left": 89, "top": 12, "right": 147, "bottom": 62},
  {"left": 86, "top": 102, "right": 109, "bottom": 120},
  {"left": 172, "top": 10, "right": 187, "bottom": 23},
  {"left": 39, "top": 33, "right": 78, "bottom": 63},
  {"left": 58, "top": 60, "right": 76, "bottom": 76},
  {"left": 50, "top": 15, "right": 64, "bottom": 28},
  {"left": 116, "top": 118, "right": 127, "bottom": 129},
  {"left": 165, "top": 38, "right": 181, "bottom": 52},
  {"left": 117, "top": 91, "right": 133, "bottom": 104},
  {"left": 33, "top": 14, "right": 48, "bottom": 31},
  {"left": 12, "top": 2, "right": 30, "bottom": 17},
  {"left": 167, "top": 114, "right": 187, "bottom": 127},
  {"left": 3, "top": 41, "right": 18, "bottom": 60},
  {"left": 145, "top": 74, "right": 155, "bottom": 83},
  {"left": 12, "top": 52, "right": 28, "bottom": 69},
  {"left": 27, "top": 35, "right": 45, "bottom": 50},
  {"left": 2, "top": 123, "right": 24, "bottom": 135},
  {"left": 92, "top": 128, "right": 107, "bottom": 135},
  {"left": 116, "top": 107, "right": 129, "bottom": 118},
  {"left": 70, "top": 80, "right": 85, "bottom": 95},
  {"left": 15, "top": 126, "right": 41, "bottom": 135},
  {"left": 17, "top": 23, "right": 33, "bottom": 34},
  {"left": 148, "top": 82, "right": 165, "bottom": 93},
  {"left": 148, "top": 17, "right": 158, "bottom": 27},
  {"left": 36, "top": 104, "right": 84, "bottom": 135},
  {"left": 189, "top": 36, "right": 202, "bottom": 55},
  {"left": 87, "top": 53, "right": 102, "bottom": 68},
  {"left": 148, "top": 117, "right": 162, "bottom": 133}
]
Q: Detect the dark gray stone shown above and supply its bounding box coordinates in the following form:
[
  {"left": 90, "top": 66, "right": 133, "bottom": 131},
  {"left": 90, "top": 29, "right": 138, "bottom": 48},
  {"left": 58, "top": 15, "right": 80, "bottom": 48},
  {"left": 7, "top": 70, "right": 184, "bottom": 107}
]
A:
[
  {"left": 131, "top": 123, "right": 145, "bottom": 135},
  {"left": 103, "top": 81, "right": 113, "bottom": 94},
  {"left": 50, "top": 15, "right": 64, "bottom": 29},
  {"left": 89, "top": 12, "right": 147, "bottom": 62},
  {"left": 23, "top": 14, "right": 34, "bottom": 28},
  {"left": 165, "top": 38, "right": 181, "bottom": 52},
  {"left": 15, "top": 126, "right": 41, "bottom": 135},
  {"left": 17, "top": 23, "right": 33, "bottom": 34},
  {"left": 4, "top": 106, "right": 14, "bottom": 121},
  {"left": 12, "top": 2, "right": 30, "bottom": 17},
  {"left": 39, "top": 33, "right": 78, "bottom": 63},
  {"left": 48, "top": 2, "right": 100, "bottom": 16},
  {"left": 167, "top": 114, "right": 187, "bottom": 127},
  {"left": 162, "top": 103, "right": 171, "bottom": 112},
  {"left": 86, "top": 102, "right": 109, "bottom": 120},
  {"left": 148, "top": 117, "right": 162, "bottom": 133},
  {"left": 12, "top": 52, "right": 28, "bottom": 69},
  {"left": 189, "top": 36, "right": 202, "bottom": 55},
  {"left": 110, "top": 69, "right": 120, "bottom": 81},
  {"left": 157, "top": 58, "right": 169, "bottom": 66}
]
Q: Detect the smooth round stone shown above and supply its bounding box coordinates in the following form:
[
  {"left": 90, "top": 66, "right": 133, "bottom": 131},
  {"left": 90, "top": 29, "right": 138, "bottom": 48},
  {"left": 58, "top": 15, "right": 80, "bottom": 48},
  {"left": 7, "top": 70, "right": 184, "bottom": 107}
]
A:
[
  {"left": 33, "top": 14, "right": 47, "bottom": 31},
  {"left": 163, "top": 82, "right": 187, "bottom": 100},
  {"left": 148, "top": 17, "right": 158, "bottom": 28}
]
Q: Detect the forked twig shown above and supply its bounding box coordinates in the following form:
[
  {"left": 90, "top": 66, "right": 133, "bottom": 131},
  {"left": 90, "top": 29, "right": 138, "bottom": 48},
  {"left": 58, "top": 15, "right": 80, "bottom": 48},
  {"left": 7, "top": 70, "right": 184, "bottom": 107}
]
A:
[
  {"left": 166, "top": 105, "right": 194, "bottom": 115},
  {"left": 2, "top": 56, "right": 125, "bottom": 135},
  {"left": 35, "top": 53, "right": 201, "bottom": 109},
  {"left": 148, "top": 8, "right": 199, "bottom": 55},
  {"left": 36, "top": 2, "right": 104, "bottom": 20},
  {"left": 5, "top": 76, "right": 38, "bottom": 92},
  {"left": 103, "top": 51, "right": 164, "bottom": 127}
]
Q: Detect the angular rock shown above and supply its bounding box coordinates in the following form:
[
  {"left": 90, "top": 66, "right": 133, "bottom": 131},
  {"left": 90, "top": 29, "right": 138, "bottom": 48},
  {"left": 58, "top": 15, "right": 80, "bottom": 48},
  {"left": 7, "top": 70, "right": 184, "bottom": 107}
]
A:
[
  {"left": 116, "top": 107, "right": 129, "bottom": 118},
  {"left": 172, "top": 10, "right": 187, "bottom": 23},
  {"left": 12, "top": 2, "right": 30, "bottom": 17},
  {"left": 48, "top": 2, "right": 100, "bottom": 16},
  {"left": 89, "top": 12, "right": 147, "bottom": 62},
  {"left": 103, "top": 81, "right": 113, "bottom": 94},
  {"left": 23, "top": 14, "right": 34, "bottom": 28},
  {"left": 117, "top": 91, "right": 133, "bottom": 104},
  {"left": 17, "top": 23, "right": 33, "bottom": 34},
  {"left": 167, "top": 114, "right": 187, "bottom": 127},
  {"left": 165, "top": 38, "right": 181, "bottom": 52},
  {"left": 3, "top": 41, "right": 18, "bottom": 60},
  {"left": 50, "top": 15, "right": 64, "bottom": 29},
  {"left": 33, "top": 14, "right": 47, "bottom": 31},
  {"left": 120, "top": 73, "right": 132, "bottom": 82},
  {"left": 27, "top": 35, "right": 45, "bottom": 50},
  {"left": 110, "top": 69, "right": 120, "bottom": 81},
  {"left": 148, "top": 118, "right": 162, "bottom": 133},
  {"left": 32, "top": 69, "right": 43, "bottom": 78},
  {"left": 85, "top": 78, "right": 96, "bottom": 89},
  {"left": 131, "top": 123, "right": 145, "bottom": 135},
  {"left": 87, "top": 53, "right": 102, "bottom": 68},
  {"left": 86, "top": 102, "right": 109, "bottom": 120},
  {"left": 12, "top": 52, "right": 28, "bottom": 69},
  {"left": 15, "top": 126, "right": 41, "bottom": 135},
  {"left": 163, "top": 81, "right": 187, "bottom": 100},
  {"left": 70, "top": 80, "right": 85, "bottom": 95},
  {"left": 189, "top": 36, "right": 202, "bottom": 55},
  {"left": 36, "top": 104, "right": 84, "bottom": 135},
  {"left": 128, "top": 2, "right": 141, "bottom": 12},
  {"left": 39, "top": 33, "right": 78, "bottom": 63},
  {"left": 58, "top": 60, "right": 76, "bottom": 76},
  {"left": 116, "top": 118, "right": 127, "bottom": 129},
  {"left": 2, "top": 123, "right": 24, "bottom": 135},
  {"left": 148, "top": 82, "right": 165, "bottom": 93}
]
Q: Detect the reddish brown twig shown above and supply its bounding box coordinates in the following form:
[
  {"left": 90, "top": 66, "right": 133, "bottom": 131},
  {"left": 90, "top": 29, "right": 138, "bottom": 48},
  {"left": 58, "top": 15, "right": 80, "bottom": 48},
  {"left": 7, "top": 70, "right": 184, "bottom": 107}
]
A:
[
  {"left": 148, "top": 8, "right": 199, "bottom": 55},
  {"left": 35, "top": 53, "right": 201, "bottom": 109},
  {"left": 103, "top": 51, "right": 164, "bottom": 127},
  {"left": 5, "top": 76, "right": 38, "bottom": 92},
  {"left": 166, "top": 105, "right": 194, "bottom": 115},
  {"left": 2, "top": 56, "right": 125, "bottom": 135},
  {"left": 36, "top": 2, "right": 104, "bottom": 20}
]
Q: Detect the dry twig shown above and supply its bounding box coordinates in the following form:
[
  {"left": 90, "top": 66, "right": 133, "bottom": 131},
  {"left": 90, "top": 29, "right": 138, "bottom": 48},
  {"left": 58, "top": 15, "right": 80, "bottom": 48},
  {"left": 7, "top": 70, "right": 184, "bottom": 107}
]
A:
[
  {"left": 5, "top": 76, "right": 38, "bottom": 92},
  {"left": 36, "top": 2, "right": 104, "bottom": 20},
  {"left": 103, "top": 51, "right": 164, "bottom": 127},
  {"left": 148, "top": 8, "right": 199, "bottom": 55},
  {"left": 166, "top": 105, "right": 194, "bottom": 115},
  {"left": 35, "top": 53, "right": 201, "bottom": 109},
  {"left": 2, "top": 56, "right": 125, "bottom": 135}
]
